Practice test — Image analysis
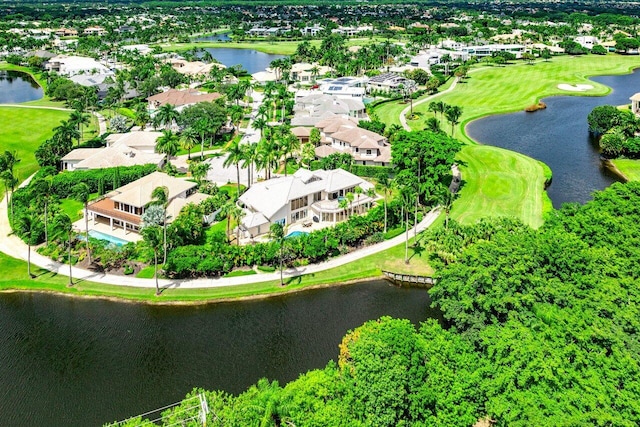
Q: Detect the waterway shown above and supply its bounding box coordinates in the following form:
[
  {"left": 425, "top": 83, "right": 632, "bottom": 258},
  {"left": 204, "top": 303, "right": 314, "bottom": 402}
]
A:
[
  {"left": 195, "top": 33, "right": 231, "bottom": 42},
  {"left": 0, "top": 281, "right": 437, "bottom": 426},
  {"left": 466, "top": 69, "right": 640, "bottom": 207},
  {"left": 201, "top": 47, "right": 285, "bottom": 74},
  {"left": 0, "top": 70, "right": 43, "bottom": 103}
]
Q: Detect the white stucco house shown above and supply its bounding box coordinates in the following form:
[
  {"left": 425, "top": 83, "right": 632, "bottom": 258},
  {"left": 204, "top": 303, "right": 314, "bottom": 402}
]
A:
[
  {"left": 45, "top": 55, "right": 110, "bottom": 76},
  {"left": 238, "top": 168, "right": 377, "bottom": 238}
]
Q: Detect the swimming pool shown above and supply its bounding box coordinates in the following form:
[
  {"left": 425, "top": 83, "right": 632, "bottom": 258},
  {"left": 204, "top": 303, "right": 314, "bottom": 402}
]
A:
[
  {"left": 285, "top": 231, "right": 309, "bottom": 239},
  {"left": 87, "top": 230, "right": 130, "bottom": 246}
]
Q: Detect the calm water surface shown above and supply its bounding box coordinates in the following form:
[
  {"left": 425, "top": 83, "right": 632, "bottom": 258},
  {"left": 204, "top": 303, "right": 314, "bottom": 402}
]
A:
[
  {"left": 467, "top": 68, "right": 640, "bottom": 207},
  {"left": 0, "top": 281, "right": 437, "bottom": 426},
  {"left": 0, "top": 71, "right": 43, "bottom": 103},
  {"left": 201, "top": 47, "right": 285, "bottom": 74},
  {"left": 195, "top": 33, "right": 231, "bottom": 42}
]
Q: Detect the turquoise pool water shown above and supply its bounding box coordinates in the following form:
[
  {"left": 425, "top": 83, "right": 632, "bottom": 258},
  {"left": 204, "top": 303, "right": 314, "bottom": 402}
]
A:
[
  {"left": 87, "top": 230, "right": 130, "bottom": 246},
  {"left": 285, "top": 231, "right": 309, "bottom": 239}
]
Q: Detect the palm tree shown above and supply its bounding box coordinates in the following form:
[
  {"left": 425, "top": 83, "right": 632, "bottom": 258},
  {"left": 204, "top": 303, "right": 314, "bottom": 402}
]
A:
[
  {"left": 376, "top": 171, "right": 391, "bottom": 233},
  {"left": 445, "top": 105, "right": 463, "bottom": 136},
  {"left": 141, "top": 224, "right": 163, "bottom": 295},
  {"left": 181, "top": 127, "right": 199, "bottom": 160},
  {"left": 354, "top": 186, "right": 363, "bottom": 215},
  {"left": 52, "top": 213, "right": 74, "bottom": 286},
  {"left": 241, "top": 143, "right": 258, "bottom": 188},
  {"left": 32, "top": 178, "right": 52, "bottom": 245},
  {"left": 270, "top": 222, "right": 286, "bottom": 286},
  {"left": 69, "top": 109, "right": 91, "bottom": 144},
  {"left": 253, "top": 117, "right": 267, "bottom": 140},
  {"left": 156, "top": 130, "right": 181, "bottom": 165},
  {"left": 54, "top": 119, "right": 80, "bottom": 146},
  {"left": 220, "top": 200, "right": 236, "bottom": 243},
  {"left": 15, "top": 211, "right": 41, "bottom": 278},
  {"left": 155, "top": 103, "right": 180, "bottom": 130},
  {"left": 134, "top": 104, "right": 151, "bottom": 130},
  {"left": 223, "top": 138, "right": 244, "bottom": 196},
  {"left": 346, "top": 192, "right": 355, "bottom": 217},
  {"left": 150, "top": 186, "right": 169, "bottom": 264},
  {"left": 72, "top": 183, "right": 91, "bottom": 265},
  {"left": 232, "top": 206, "right": 245, "bottom": 246},
  {"left": 189, "top": 159, "right": 211, "bottom": 185}
]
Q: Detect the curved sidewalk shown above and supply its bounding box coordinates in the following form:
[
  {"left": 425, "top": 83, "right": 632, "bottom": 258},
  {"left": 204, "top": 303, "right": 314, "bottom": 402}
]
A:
[
  {"left": 399, "top": 77, "right": 459, "bottom": 131},
  {"left": 0, "top": 191, "right": 441, "bottom": 289}
]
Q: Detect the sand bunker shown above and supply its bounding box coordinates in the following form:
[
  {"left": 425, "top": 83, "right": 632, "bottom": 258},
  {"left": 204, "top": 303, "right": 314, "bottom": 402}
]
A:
[{"left": 557, "top": 83, "right": 594, "bottom": 92}]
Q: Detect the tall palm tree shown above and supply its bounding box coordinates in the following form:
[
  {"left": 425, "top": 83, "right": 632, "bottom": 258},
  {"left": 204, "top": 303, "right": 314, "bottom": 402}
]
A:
[
  {"left": 445, "top": 105, "right": 463, "bottom": 136},
  {"left": 270, "top": 222, "right": 286, "bottom": 286},
  {"left": 180, "top": 127, "right": 199, "bottom": 160},
  {"left": 376, "top": 171, "right": 391, "bottom": 233},
  {"left": 72, "top": 183, "right": 91, "bottom": 264},
  {"left": 141, "top": 224, "right": 163, "bottom": 295},
  {"left": 232, "top": 206, "right": 245, "bottom": 246},
  {"left": 32, "top": 178, "right": 52, "bottom": 245},
  {"left": 223, "top": 138, "right": 244, "bottom": 196},
  {"left": 252, "top": 117, "right": 267, "bottom": 140},
  {"left": 15, "top": 211, "right": 41, "bottom": 278},
  {"left": 346, "top": 192, "right": 355, "bottom": 217},
  {"left": 54, "top": 119, "right": 80, "bottom": 146},
  {"left": 155, "top": 103, "right": 180, "bottom": 130},
  {"left": 156, "top": 130, "right": 181, "bottom": 165},
  {"left": 150, "top": 186, "right": 169, "bottom": 264},
  {"left": 241, "top": 143, "right": 258, "bottom": 188},
  {"left": 69, "top": 109, "right": 91, "bottom": 144},
  {"left": 52, "top": 213, "right": 74, "bottom": 287}
]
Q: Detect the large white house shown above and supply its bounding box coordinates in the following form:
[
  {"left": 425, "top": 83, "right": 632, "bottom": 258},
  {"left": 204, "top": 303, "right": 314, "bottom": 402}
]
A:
[
  {"left": 314, "top": 116, "right": 391, "bottom": 167},
  {"left": 87, "top": 172, "right": 209, "bottom": 234},
  {"left": 238, "top": 168, "right": 376, "bottom": 238},
  {"left": 45, "top": 55, "right": 110, "bottom": 76}
]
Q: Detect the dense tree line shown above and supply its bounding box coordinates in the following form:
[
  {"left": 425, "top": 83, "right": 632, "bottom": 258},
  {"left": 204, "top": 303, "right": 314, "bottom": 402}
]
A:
[
  {"left": 114, "top": 181, "right": 640, "bottom": 426},
  {"left": 587, "top": 105, "right": 640, "bottom": 158}
]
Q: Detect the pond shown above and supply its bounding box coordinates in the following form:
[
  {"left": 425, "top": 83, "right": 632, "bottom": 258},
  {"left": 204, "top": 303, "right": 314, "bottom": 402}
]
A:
[
  {"left": 466, "top": 68, "right": 640, "bottom": 207},
  {"left": 195, "top": 33, "right": 231, "bottom": 42},
  {"left": 0, "top": 70, "right": 43, "bottom": 103},
  {"left": 201, "top": 47, "right": 286, "bottom": 74},
  {"left": 0, "top": 280, "right": 438, "bottom": 426}
]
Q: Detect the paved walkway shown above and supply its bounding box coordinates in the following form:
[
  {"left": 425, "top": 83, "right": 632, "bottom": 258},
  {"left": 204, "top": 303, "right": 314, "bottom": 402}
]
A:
[
  {"left": 0, "top": 181, "right": 441, "bottom": 289},
  {"left": 399, "top": 77, "right": 459, "bottom": 131}
]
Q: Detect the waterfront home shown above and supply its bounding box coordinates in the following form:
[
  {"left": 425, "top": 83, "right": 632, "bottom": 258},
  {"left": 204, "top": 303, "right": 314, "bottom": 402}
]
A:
[
  {"left": 367, "top": 73, "right": 416, "bottom": 94},
  {"left": 630, "top": 93, "right": 640, "bottom": 116},
  {"left": 87, "top": 172, "right": 209, "bottom": 234},
  {"left": 314, "top": 116, "right": 391, "bottom": 166},
  {"left": 60, "top": 142, "right": 165, "bottom": 171},
  {"left": 238, "top": 168, "right": 376, "bottom": 238},
  {"left": 147, "top": 88, "right": 222, "bottom": 112},
  {"left": 106, "top": 131, "right": 163, "bottom": 153},
  {"left": 45, "top": 55, "right": 110, "bottom": 76},
  {"left": 290, "top": 62, "right": 332, "bottom": 83}
]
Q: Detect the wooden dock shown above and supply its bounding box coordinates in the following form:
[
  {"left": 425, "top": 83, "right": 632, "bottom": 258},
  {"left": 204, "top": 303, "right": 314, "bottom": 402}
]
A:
[{"left": 382, "top": 270, "right": 435, "bottom": 287}]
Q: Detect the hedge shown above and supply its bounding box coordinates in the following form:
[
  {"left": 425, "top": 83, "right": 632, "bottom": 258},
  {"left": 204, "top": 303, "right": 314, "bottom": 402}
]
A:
[{"left": 309, "top": 161, "right": 391, "bottom": 178}]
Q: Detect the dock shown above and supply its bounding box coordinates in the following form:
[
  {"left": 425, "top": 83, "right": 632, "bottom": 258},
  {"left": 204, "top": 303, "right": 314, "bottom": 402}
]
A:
[{"left": 382, "top": 270, "right": 435, "bottom": 287}]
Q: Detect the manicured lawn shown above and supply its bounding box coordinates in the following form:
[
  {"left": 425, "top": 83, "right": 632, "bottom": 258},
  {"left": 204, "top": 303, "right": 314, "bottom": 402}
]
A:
[
  {"left": 452, "top": 145, "right": 546, "bottom": 228},
  {"left": 374, "top": 54, "right": 640, "bottom": 228},
  {"left": 0, "top": 106, "right": 70, "bottom": 193},
  {"left": 59, "top": 199, "right": 83, "bottom": 222},
  {"left": 610, "top": 159, "right": 640, "bottom": 181}
]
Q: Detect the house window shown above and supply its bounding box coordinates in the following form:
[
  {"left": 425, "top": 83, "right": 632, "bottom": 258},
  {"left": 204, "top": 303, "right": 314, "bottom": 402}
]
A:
[
  {"left": 290, "top": 196, "right": 309, "bottom": 211},
  {"left": 291, "top": 210, "right": 308, "bottom": 223}
]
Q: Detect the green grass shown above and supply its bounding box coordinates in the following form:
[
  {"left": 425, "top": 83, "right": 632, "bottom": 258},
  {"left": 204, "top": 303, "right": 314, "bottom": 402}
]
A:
[
  {"left": 610, "top": 159, "right": 640, "bottom": 181},
  {"left": 0, "top": 106, "right": 70, "bottom": 193},
  {"left": 452, "top": 145, "right": 546, "bottom": 228},
  {"left": 223, "top": 269, "right": 257, "bottom": 277},
  {"left": 375, "top": 54, "right": 640, "bottom": 228},
  {"left": 0, "top": 212, "right": 438, "bottom": 303},
  {"left": 59, "top": 199, "right": 83, "bottom": 222},
  {"left": 136, "top": 266, "right": 157, "bottom": 279}
]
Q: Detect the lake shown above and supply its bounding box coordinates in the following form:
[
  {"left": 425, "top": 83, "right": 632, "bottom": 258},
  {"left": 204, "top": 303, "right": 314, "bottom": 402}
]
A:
[
  {"left": 195, "top": 33, "right": 231, "bottom": 42},
  {"left": 0, "top": 70, "right": 43, "bottom": 103},
  {"left": 201, "top": 47, "right": 285, "bottom": 74},
  {"left": 0, "top": 281, "right": 437, "bottom": 426},
  {"left": 466, "top": 68, "right": 640, "bottom": 207}
]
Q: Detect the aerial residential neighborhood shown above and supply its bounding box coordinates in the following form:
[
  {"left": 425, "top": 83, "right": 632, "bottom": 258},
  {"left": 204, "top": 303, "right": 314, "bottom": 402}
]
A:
[{"left": 1, "top": 0, "right": 640, "bottom": 425}]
